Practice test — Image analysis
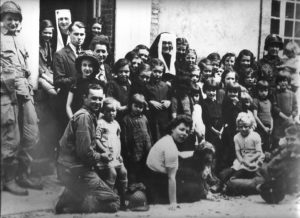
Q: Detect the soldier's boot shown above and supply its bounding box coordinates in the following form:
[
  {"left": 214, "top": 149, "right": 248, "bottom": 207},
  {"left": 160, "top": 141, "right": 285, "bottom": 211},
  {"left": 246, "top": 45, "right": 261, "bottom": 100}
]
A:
[{"left": 3, "top": 160, "right": 28, "bottom": 196}]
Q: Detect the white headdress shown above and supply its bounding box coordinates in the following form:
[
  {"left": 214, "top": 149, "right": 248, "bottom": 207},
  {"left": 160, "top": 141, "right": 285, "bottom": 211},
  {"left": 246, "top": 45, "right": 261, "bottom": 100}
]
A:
[
  {"left": 55, "top": 9, "right": 71, "bottom": 51},
  {"left": 157, "top": 33, "right": 177, "bottom": 75}
]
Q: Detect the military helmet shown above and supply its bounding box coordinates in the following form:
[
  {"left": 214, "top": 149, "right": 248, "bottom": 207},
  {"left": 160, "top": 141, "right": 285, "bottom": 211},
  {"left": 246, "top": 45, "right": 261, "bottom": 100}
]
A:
[
  {"left": 0, "top": 1, "right": 22, "bottom": 21},
  {"left": 260, "top": 179, "right": 285, "bottom": 204},
  {"left": 124, "top": 190, "right": 149, "bottom": 211},
  {"left": 264, "top": 34, "right": 283, "bottom": 50}
]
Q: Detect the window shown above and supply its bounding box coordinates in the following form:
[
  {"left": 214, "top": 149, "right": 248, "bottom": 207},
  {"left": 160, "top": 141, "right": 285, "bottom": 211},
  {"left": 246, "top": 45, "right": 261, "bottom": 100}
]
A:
[{"left": 271, "top": 0, "right": 300, "bottom": 46}]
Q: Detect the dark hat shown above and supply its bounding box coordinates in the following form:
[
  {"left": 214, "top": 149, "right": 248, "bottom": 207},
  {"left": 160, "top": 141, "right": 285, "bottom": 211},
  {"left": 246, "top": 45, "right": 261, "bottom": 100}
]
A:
[
  {"left": 264, "top": 34, "right": 283, "bottom": 50},
  {"left": 260, "top": 179, "right": 285, "bottom": 204},
  {"left": 125, "top": 190, "right": 149, "bottom": 211},
  {"left": 0, "top": 1, "right": 22, "bottom": 21},
  {"left": 75, "top": 50, "right": 100, "bottom": 75}
]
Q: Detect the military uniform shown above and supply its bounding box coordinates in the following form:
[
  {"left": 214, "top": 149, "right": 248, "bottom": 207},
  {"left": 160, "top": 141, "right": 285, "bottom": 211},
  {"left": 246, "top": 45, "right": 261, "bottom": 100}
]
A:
[{"left": 1, "top": 1, "right": 40, "bottom": 195}]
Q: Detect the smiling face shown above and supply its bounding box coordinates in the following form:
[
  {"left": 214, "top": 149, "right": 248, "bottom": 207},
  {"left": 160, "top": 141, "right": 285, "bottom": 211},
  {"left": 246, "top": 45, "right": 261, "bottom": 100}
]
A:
[
  {"left": 91, "top": 23, "right": 102, "bottom": 36},
  {"left": 93, "top": 44, "right": 108, "bottom": 64},
  {"left": 81, "top": 59, "right": 93, "bottom": 78},
  {"left": 162, "top": 41, "right": 173, "bottom": 54},
  {"left": 84, "top": 88, "right": 104, "bottom": 113},
  {"left": 240, "top": 55, "right": 251, "bottom": 69},
  {"left": 41, "top": 27, "right": 53, "bottom": 42},
  {"left": 225, "top": 56, "right": 235, "bottom": 68},
  {"left": 171, "top": 122, "right": 190, "bottom": 144},
  {"left": 185, "top": 53, "right": 197, "bottom": 65},
  {"left": 58, "top": 16, "right": 71, "bottom": 33},
  {"left": 138, "top": 49, "right": 149, "bottom": 63},
  {"left": 117, "top": 64, "right": 130, "bottom": 84},
  {"left": 206, "top": 88, "right": 217, "bottom": 100},
  {"left": 2, "top": 13, "right": 20, "bottom": 33}
]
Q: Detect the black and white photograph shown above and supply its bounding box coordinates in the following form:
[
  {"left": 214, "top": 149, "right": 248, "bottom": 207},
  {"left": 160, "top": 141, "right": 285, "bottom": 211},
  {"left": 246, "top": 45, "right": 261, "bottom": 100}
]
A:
[{"left": 1, "top": 0, "right": 300, "bottom": 217}]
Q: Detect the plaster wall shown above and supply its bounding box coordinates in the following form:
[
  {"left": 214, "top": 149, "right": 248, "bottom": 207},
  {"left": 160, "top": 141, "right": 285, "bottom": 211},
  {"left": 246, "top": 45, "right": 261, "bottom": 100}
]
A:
[
  {"left": 115, "top": 0, "right": 152, "bottom": 59},
  {"left": 158, "top": 0, "right": 261, "bottom": 59}
]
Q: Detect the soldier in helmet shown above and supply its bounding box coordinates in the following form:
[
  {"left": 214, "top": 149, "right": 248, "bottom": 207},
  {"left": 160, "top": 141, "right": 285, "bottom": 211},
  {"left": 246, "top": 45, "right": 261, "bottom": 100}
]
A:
[
  {"left": 258, "top": 34, "right": 284, "bottom": 90},
  {"left": 1, "top": 0, "right": 41, "bottom": 195}
]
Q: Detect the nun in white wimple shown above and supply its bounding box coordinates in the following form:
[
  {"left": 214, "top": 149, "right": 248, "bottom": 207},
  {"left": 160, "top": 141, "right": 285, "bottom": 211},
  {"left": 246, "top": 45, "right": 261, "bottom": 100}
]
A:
[
  {"left": 55, "top": 9, "right": 71, "bottom": 51},
  {"left": 149, "top": 32, "right": 177, "bottom": 76}
]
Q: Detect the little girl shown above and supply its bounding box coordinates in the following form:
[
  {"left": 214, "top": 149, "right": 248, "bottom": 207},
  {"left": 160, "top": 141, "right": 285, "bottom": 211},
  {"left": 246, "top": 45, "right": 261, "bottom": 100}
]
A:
[
  {"left": 231, "top": 112, "right": 264, "bottom": 175},
  {"left": 189, "top": 64, "right": 204, "bottom": 101},
  {"left": 272, "top": 73, "right": 298, "bottom": 147},
  {"left": 95, "top": 97, "right": 128, "bottom": 206},
  {"left": 253, "top": 80, "right": 273, "bottom": 152},
  {"left": 121, "top": 94, "right": 152, "bottom": 184},
  {"left": 220, "top": 52, "right": 236, "bottom": 70},
  {"left": 106, "top": 58, "right": 131, "bottom": 121},
  {"left": 202, "top": 78, "right": 224, "bottom": 172},
  {"left": 221, "top": 82, "right": 242, "bottom": 170},
  {"left": 146, "top": 58, "right": 171, "bottom": 142}
]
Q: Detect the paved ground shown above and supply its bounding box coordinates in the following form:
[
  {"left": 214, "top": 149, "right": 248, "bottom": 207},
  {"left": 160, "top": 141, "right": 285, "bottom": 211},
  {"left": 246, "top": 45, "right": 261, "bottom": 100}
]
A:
[{"left": 1, "top": 175, "right": 300, "bottom": 218}]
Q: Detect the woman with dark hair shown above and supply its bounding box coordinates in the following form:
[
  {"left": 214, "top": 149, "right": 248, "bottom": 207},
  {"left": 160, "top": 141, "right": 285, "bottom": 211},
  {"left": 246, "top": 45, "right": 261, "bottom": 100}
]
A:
[
  {"left": 83, "top": 17, "right": 105, "bottom": 49},
  {"left": 35, "top": 19, "right": 59, "bottom": 160},
  {"left": 65, "top": 50, "right": 101, "bottom": 119},
  {"left": 234, "top": 49, "right": 258, "bottom": 82},
  {"left": 145, "top": 115, "right": 193, "bottom": 210}
]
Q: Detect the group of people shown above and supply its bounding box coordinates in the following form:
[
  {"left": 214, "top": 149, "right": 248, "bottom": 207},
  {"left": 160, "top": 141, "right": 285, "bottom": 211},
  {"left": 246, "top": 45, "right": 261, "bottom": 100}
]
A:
[{"left": 1, "top": 0, "right": 300, "bottom": 214}]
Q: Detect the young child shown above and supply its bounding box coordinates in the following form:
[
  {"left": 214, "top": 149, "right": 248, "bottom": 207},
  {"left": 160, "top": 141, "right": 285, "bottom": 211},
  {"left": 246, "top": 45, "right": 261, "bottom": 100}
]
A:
[
  {"left": 199, "top": 58, "right": 213, "bottom": 83},
  {"left": 130, "top": 62, "right": 152, "bottom": 97},
  {"left": 106, "top": 58, "right": 131, "bottom": 121},
  {"left": 207, "top": 52, "right": 221, "bottom": 75},
  {"left": 171, "top": 75, "right": 193, "bottom": 119},
  {"left": 202, "top": 78, "right": 224, "bottom": 172},
  {"left": 185, "top": 49, "right": 197, "bottom": 66},
  {"left": 240, "top": 67, "right": 257, "bottom": 97},
  {"left": 221, "top": 82, "right": 243, "bottom": 170},
  {"left": 95, "top": 97, "right": 128, "bottom": 206},
  {"left": 124, "top": 50, "right": 142, "bottom": 80},
  {"left": 188, "top": 64, "right": 204, "bottom": 101},
  {"left": 221, "top": 53, "right": 236, "bottom": 70},
  {"left": 253, "top": 80, "right": 273, "bottom": 152},
  {"left": 240, "top": 92, "right": 256, "bottom": 129},
  {"left": 272, "top": 73, "right": 298, "bottom": 147},
  {"left": 121, "top": 94, "right": 152, "bottom": 184},
  {"left": 146, "top": 58, "right": 171, "bottom": 142},
  {"left": 231, "top": 112, "right": 264, "bottom": 178}
]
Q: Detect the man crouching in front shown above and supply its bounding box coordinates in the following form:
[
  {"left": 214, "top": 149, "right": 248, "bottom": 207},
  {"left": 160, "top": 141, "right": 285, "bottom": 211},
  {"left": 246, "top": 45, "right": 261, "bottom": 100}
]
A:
[{"left": 55, "top": 82, "right": 120, "bottom": 214}]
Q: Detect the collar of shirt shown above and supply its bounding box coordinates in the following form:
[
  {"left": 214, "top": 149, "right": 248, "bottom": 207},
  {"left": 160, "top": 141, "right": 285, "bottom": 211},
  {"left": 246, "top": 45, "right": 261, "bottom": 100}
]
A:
[
  {"left": 69, "top": 43, "right": 78, "bottom": 57},
  {"left": 1, "top": 27, "right": 16, "bottom": 36}
]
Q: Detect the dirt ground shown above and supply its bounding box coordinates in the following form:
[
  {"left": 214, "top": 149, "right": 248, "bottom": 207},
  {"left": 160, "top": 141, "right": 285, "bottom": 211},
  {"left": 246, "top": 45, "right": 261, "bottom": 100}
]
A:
[{"left": 1, "top": 175, "right": 300, "bottom": 218}]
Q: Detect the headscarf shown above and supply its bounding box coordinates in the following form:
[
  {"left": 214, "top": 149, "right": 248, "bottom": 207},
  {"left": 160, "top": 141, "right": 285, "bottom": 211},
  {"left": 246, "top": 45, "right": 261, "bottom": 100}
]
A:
[
  {"left": 150, "top": 32, "right": 177, "bottom": 75},
  {"left": 55, "top": 9, "right": 71, "bottom": 51}
]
